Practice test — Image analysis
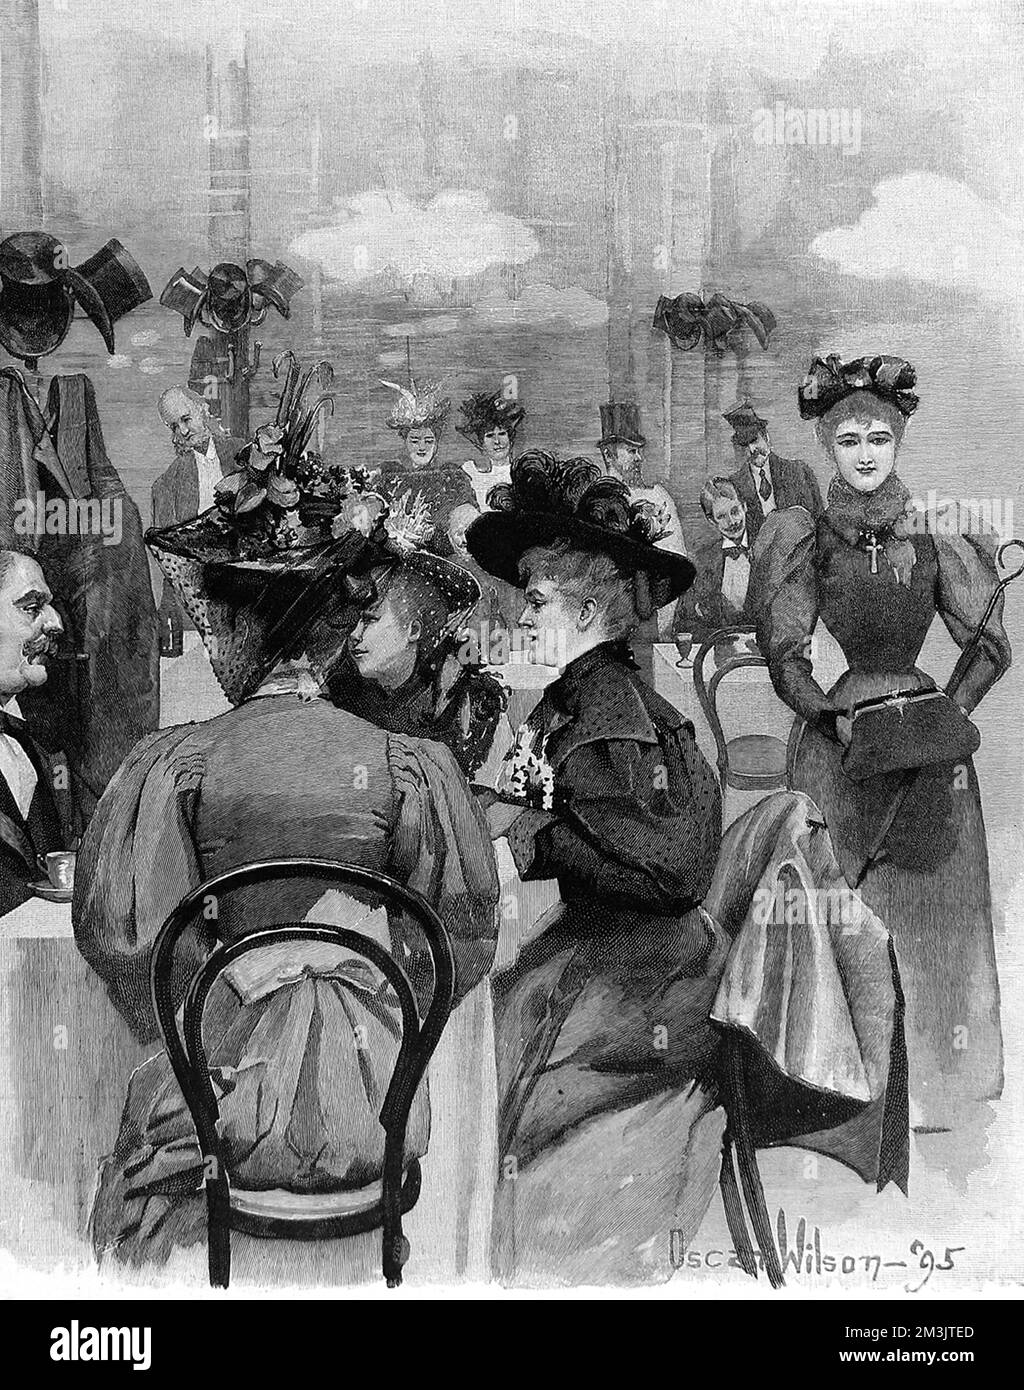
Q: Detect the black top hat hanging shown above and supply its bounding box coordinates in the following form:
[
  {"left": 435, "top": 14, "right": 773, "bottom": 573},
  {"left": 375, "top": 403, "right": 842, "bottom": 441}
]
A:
[
  {"left": 160, "top": 258, "right": 304, "bottom": 337},
  {"left": 653, "top": 293, "right": 776, "bottom": 356},
  {"left": 598, "top": 402, "right": 645, "bottom": 449},
  {"left": 0, "top": 232, "right": 152, "bottom": 364}
]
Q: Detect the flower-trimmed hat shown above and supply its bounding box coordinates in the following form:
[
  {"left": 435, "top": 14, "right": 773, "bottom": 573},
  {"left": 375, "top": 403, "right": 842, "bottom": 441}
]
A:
[
  {"left": 455, "top": 387, "right": 525, "bottom": 448},
  {"left": 465, "top": 450, "right": 695, "bottom": 607},
  {"left": 381, "top": 377, "right": 451, "bottom": 436},
  {"left": 146, "top": 352, "right": 389, "bottom": 702},
  {"left": 798, "top": 354, "right": 919, "bottom": 420}
]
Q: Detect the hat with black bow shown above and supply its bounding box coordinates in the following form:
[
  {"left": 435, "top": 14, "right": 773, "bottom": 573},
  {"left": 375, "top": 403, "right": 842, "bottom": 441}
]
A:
[
  {"left": 0, "top": 232, "right": 152, "bottom": 362},
  {"left": 465, "top": 450, "right": 695, "bottom": 610},
  {"left": 798, "top": 354, "right": 919, "bottom": 420}
]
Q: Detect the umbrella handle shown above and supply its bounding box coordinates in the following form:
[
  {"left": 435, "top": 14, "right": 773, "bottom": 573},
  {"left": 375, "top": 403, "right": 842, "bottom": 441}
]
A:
[{"left": 997, "top": 537, "right": 1024, "bottom": 586}]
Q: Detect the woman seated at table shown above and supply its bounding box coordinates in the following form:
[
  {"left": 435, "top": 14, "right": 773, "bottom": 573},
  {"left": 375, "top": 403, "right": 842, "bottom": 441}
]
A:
[
  {"left": 73, "top": 490, "right": 500, "bottom": 1279},
  {"left": 326, "top": 529, "right": 506, "bottom": 778},
  {"left": 465, "top": 451, "right": 911, "bottom": 1285}
]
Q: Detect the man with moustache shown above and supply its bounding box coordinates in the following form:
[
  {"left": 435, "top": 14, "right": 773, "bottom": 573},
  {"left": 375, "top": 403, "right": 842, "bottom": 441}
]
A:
[
  {"left": 724, "top": 402, "right": 823, "bottom": 544},
  {"left": 0, "top": 551, "right": 67, "bottom": 916},
  {"left": 151, "top": 387, "right": 245, "bottom": 655}
]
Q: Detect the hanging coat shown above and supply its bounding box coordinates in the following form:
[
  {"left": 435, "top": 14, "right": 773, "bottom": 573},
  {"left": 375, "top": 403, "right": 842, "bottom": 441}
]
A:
[{"left": 18, "top": 374, "right": 159, "bottom": 834}]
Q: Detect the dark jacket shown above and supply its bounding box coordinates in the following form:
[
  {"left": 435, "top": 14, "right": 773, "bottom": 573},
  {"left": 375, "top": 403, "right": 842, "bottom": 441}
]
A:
[
  {"left": 673, "top": 528, "right": 754, "bottom": 640},
  {"left": 17, "top": 375, "right": 161, "bottom": 836},
  {"left": 0, "top": 721, "right": 64, "bottom": 917},
  {"left": 151, "top": 433, "right": 246, "bottom": 647},
  {"left": 729, "top": 451, "right": 823, "bottom": 543}
]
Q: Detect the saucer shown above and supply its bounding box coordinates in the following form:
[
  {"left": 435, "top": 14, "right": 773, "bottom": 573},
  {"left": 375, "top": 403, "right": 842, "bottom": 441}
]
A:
[{"left": 30, "top": 880, "right": 74, "bottom": 903}]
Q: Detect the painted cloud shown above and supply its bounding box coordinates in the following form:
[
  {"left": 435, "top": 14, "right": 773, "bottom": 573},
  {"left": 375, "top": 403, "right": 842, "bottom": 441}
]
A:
[
  {"left": 291, "top": 190, "right": 539, "bottom": 290},
  {"left": 811, "top": 172, "right": 1024, "bottom": 302}
]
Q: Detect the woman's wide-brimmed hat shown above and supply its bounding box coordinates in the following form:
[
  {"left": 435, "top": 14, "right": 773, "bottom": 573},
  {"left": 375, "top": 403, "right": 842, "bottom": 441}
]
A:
[
  {"left": 798, "top": 354, "right": 919, "bottom": 420},
  {"left": 354, "top": 542, "right": 480, "bottom": 617},
  {"left": 455, "top": 388, "right": 525, "bottom": 447},
  {"left": 0, "top": 231, "right": 152, "bottom": 361},
  {"left": 465, "top": 450, "right": 695, "bottom": 607}
]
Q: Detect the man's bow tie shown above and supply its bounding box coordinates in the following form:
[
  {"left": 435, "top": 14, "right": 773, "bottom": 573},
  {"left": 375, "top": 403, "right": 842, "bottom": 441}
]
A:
[{"left": 723, "top": 543, "right": 749, "bottom": 561}]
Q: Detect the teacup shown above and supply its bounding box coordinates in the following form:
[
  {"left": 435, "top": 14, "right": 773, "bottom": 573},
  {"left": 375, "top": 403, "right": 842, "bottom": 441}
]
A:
[{"left": 37, "top": 851, "right": 76, "bottom": 892}]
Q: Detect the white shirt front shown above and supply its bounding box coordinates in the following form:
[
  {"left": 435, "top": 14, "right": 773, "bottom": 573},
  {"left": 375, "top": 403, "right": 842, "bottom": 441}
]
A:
[
  {"left": 721, "top": 530, "right": 751, "bottom": 612},
  {"left": 462, "top": 459, "right": 511, "bottom": 512},
  {"left": 0, "top": 698, "right": 38, "bottom": 821},
  {"left": 195, "top": 436, "right": 224, "bottom": 513},
  {"left": 750, "top": 457, "right": 776, "bottom": 515}
]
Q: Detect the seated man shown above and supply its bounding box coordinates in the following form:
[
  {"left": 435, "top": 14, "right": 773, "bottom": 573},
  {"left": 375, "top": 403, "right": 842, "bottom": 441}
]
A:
[
  {"left": 327, "top": 548, "right": 506, "bottom": 777},
  {"left": 673, "top": 477, "right": 756, "bottom": 642},
  {"left": 0, "top": 550, "right": 69, "bottom": 916}
]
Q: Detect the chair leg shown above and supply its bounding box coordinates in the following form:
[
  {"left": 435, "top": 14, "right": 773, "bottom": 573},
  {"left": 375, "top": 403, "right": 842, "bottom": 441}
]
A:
[
  {"left": 381, "top": 1134, "right": 410, "bottom": 1288},
  {"left": 725, "top": 1033, "right": 785, "bottom": 1290},
  {"left": 719, "top": 1135, "right": 758, "bottom": 1280},
  {"left": 206, "top": 1180, "right": 231, "bottom": 1289}
]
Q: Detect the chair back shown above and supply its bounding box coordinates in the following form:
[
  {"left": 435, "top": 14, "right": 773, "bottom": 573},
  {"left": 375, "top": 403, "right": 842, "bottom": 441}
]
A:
[
  {"left": 693, "top": 627, "right": 790, "bottom": 793},
  {"left": 150, "top": 857, "right": 455, "bottom": 1288}
]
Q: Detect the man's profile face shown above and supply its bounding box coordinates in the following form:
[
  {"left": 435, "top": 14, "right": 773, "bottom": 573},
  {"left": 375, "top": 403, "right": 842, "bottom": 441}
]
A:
[
  {"left": 0, "top": 555, "right": 63, "bottom": 698},
  {"left": 160, "top": 391, "right": 212, "bottom": 456},
  {"left": 711, "top": 494, "right": 747, "bottom": 542}
]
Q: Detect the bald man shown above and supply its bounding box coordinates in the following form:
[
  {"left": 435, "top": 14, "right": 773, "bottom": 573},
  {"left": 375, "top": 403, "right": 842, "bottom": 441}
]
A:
[{"left": 152, "top": 388, "right": 246, "bottom": 656}]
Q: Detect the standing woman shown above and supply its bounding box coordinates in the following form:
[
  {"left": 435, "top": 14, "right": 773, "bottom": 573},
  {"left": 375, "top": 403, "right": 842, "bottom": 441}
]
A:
[
  {"left": 753, "top": 355, "right": 1013, "bottom": 1132},
  {"left": 455, "top": 386, "right": 525, "bottom": 512}
]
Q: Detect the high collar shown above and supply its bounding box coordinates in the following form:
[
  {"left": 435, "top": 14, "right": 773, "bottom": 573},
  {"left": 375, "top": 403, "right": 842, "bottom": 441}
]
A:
[
  {"left": 546, "top": 639, "right": 637, "bottom": 714},
  {"left": 722, "top": 530, "right": 749, "bottom": 552},
  {"left": 825, "top": 470, "right": 912, "bottom": 538}
]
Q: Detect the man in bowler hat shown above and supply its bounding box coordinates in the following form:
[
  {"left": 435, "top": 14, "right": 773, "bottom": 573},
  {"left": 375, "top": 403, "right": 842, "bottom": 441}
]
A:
[{"left": 724, "top": 402, "right": 823, "bottom": 543}]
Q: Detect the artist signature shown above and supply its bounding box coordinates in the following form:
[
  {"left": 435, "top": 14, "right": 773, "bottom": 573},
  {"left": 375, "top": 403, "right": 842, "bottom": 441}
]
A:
[{"left": 669, "top": 1213, "right": 965, "bottom": 1293}]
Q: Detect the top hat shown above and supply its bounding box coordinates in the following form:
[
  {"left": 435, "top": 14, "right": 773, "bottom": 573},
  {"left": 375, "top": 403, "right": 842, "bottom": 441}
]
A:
[
  {"left": 598, "top": 402, "right": 645, "bottom": 449},
  {"left": 0, "top": 232, "right": 151, "bottom": 361},
  {"left": 246, "top": 258, "right": 305, "bottom": 318},
  {"left": 723, "top": 402, "right": 769, "bottom": 446},
  {"left": 455, "top": 388, "right": 525, "bottom": 447},
  {"left": 465, "top": 450, "right": 694, "bottom": 607},
  {"left": 159, "top": 266, "right": 209, "bottom": 337}
]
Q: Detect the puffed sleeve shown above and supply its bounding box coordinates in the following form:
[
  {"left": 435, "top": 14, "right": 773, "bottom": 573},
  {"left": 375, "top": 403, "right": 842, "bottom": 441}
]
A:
[
  {"left": 72, "top": 726, "right": 210, "bottom": 1043},
  {"left": 506, "top": 728, "right": 722, "bottom": 911},
  {"left": 751, "top": 506, "right": 837, "bottom": 737},
  {"left": 933, "top": 521, "right": 1012, "bottom": 714},
  {"left": 386, "top": 733, "right": 499, "bottom": 1003}
]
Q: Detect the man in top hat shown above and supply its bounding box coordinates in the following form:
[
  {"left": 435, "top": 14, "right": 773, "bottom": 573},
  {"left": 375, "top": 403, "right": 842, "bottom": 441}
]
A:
[
  {"left": 152, "top": 387, "right": 246, "bottom": 657},
  {"left": 0, "top": 550, "right": 69, "bottom": 917},
  {"left": 598, "top": 402, "right": 685, "bottom": 646},
  {"left": 724, "top": 402, "right": 823, "bottom": 543}
]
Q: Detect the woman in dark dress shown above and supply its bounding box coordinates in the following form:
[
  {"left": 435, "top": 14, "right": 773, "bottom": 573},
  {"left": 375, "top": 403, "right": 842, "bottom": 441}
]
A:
[
  {"left": 753, "top": 355, "right": 1013, "bottom": 1132},
  {"left": 466, "top": 452, "right": 910, "bottom": 1284}
]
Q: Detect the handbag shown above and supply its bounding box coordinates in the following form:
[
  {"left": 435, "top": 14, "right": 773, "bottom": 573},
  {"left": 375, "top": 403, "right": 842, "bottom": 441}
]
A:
[
  {"left": 841, "top": 688, "right": 979, "bottom": 781},
  {"left": 840, "top": 537, "right": 1024, "bottom": 785}
]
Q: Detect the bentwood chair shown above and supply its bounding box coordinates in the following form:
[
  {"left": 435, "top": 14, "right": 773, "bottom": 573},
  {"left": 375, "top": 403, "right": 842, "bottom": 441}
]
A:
[
  {"left": 150, "top": 857, "right": 456, "bottom": 1290},
  {"left": 693, "top": 627, "right": 791, "bottom": 793}
]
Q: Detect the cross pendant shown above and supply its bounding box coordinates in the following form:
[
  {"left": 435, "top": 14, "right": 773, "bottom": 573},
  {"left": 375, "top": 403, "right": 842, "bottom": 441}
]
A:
[{"left": 863, "top": 531, "right": 881, "bottom": 574}]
